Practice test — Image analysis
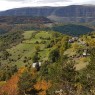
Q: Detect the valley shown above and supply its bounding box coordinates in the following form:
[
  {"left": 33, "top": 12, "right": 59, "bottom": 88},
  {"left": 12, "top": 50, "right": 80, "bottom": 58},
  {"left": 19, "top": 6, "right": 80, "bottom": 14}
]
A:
[{"left": 0, "top": 5, "right": 95, "bottom": 95}]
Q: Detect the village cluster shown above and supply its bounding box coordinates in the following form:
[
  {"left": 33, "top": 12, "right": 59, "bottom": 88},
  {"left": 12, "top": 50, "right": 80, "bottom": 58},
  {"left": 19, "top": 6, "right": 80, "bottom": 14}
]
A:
[{"left": 68, "top": 37, "right": 90, "bottom": 57}]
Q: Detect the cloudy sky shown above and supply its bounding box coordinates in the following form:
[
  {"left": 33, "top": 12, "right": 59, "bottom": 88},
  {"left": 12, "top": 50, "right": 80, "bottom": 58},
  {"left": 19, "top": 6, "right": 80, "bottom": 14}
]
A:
[{"left": 0, "top": 0, "right": 94, "bottom": 11}]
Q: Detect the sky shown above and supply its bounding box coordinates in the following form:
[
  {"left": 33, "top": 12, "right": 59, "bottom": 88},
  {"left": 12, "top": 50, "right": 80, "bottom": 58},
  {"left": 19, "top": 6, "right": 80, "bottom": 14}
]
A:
[{"left": 0, "top": 0, "right": 94, "bottom": 11}]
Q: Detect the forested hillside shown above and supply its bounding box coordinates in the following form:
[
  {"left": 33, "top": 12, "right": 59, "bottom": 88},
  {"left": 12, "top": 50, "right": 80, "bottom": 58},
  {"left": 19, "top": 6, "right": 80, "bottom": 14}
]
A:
[
  {"left": 0, "top": 27, "right": 95, "bottom": 95},
  {"left": 52, "top": 24, "right": 94, "bottom": 36},
  {"left": 0, "top": 16, "right": 94, "bottom": 36},
  {"left": 0, "top": 16, "right": 52, "bottom": 24},
  {"left": 0, "top": 16, "right": 52, "bottom": 34},
  {"left": 0, "top": 11, "right": 95, "bottom": 95}
]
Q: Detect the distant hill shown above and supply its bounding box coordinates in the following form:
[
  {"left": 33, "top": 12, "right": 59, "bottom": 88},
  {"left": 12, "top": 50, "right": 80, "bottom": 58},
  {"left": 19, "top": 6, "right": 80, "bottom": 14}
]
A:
[
  {"left": 52, "top": 24, "right": 94, "bottom": 36},
  {"left": 0, "top": 5, "right": 95, "bottom": 23},
  {"left": 0, "top": 16, "right": 52, "bottom": 34},
  {"left": 0, "top": 16, "right": 94, "bottom": 36},
  {"left": 0, "top": 16, "right": 52, "bottom": 24}
]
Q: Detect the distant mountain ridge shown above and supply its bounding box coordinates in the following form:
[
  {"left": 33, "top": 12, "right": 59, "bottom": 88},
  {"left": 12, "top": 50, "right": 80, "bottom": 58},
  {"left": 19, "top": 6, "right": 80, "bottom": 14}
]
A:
[
  {"left": 0, "top": 5, "right": 95, "bottom": 23},
  {"left": 0, "top": 16, "right": 52, "bottom": 24}
]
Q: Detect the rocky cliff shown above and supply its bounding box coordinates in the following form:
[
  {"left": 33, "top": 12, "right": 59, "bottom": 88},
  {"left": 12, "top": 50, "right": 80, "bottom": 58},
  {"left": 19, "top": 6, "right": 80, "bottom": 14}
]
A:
[{"left": 0, "top": 5, "right": 95, "bottom": 23}]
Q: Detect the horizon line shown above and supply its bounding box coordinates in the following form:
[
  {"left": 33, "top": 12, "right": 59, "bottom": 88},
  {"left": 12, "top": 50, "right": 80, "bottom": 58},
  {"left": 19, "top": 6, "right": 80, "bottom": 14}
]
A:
[{"left": 0, "top": 4, "right": 95, "bottom": 12}]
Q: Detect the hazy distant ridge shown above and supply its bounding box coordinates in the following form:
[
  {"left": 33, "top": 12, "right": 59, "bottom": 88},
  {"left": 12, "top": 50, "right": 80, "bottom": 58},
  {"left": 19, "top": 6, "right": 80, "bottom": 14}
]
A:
[{"left": 0, "top": 5, "right": 95, "bottom": 22}]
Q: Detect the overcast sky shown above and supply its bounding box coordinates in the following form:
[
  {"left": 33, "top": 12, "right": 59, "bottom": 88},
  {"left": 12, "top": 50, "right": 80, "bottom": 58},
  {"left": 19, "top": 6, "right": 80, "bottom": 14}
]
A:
[{"left": 0, "top": 0, "right": 94, "bottom": 11}]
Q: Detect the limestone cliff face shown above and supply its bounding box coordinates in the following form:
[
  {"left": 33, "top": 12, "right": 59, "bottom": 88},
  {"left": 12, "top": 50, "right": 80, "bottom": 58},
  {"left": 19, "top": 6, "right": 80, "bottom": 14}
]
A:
[{"left": 0, "top": 5, "right": 95, "bottom": 23}]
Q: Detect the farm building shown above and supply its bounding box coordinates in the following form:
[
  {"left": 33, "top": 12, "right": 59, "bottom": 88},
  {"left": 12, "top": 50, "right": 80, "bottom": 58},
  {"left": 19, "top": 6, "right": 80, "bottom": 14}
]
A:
[{"left": 32, "top": 62, "right": 42, "bottom": 69}]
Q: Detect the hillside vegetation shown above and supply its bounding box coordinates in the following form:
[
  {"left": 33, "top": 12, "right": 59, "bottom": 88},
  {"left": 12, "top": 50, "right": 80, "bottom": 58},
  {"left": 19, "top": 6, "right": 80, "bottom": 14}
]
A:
[
  {"left": 0, "top": 28, "right": 95, "bottom": 95},
  {"left": 0, "top": 15, "right": 95, "bottom": 95},
  {"left": 0, "top": 16, "right": 52, "bottom": 34},
  {"left": 52, "top": 24, "right": 94, "bottom": 36}
]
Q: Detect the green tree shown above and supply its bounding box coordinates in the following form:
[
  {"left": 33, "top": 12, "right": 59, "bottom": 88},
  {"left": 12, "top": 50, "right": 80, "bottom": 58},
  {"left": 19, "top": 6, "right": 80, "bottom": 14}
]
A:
[
  {"left": 2, "top": 50, "right": 10, "bottom": 60},
  {"left": 61, "top": 61, "right": 77, "bottom": 82},
  {"left": 35, "top": 45, "right": 40, "bottom": 52},
  {"left": 49, "top": 48, "right": 60, "bottom": 63},
  {"left": 32, "top": 52, "right": 39, "bottom": 63},
  {"left": 39, "top": 63, "right": 49, "bottom": 80}
]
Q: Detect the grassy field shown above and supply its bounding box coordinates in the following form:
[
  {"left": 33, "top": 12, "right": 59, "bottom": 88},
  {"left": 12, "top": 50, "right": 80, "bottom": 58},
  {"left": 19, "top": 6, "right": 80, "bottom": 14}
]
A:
[
  {"left": 0, "top": 30, "right": 91, "bottom": 70},
  {"left": 4, "top": 31, "right": 53, "bottom": 67},
  {"left": 22, "top": 31, "right": 34, "bottom": 39},
  {"left": 64, "top": 46, "right": 90, "bottom": 70},
  {"left": 75, "top": 57, "right": 90, "bottom": 70}
]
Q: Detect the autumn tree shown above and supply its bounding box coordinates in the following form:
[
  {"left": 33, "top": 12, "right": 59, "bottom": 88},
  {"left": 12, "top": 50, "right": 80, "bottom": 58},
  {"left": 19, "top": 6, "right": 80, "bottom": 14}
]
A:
[
  {"left": 18, "top": 70, "right": 37, "bottom": 95},
  {"left": 0, "top": 74, "right": 19, "bottom": 95},
  {"left": 34, "top": 80, "right": 51, "bottom": 95}
]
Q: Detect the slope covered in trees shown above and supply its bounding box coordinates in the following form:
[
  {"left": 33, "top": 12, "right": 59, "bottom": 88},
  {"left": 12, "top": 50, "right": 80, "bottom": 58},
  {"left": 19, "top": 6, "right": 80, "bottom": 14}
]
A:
[
  {"left": 0, "top": 16, "right": 52, "bottom": 34},
  {"left": 0, "top": 16, "right": 52, "bottom": 24},
  {"left": 0, "top": 29, "right": 95, "bottom": 95},
  {"left": 52, "top": 24, "right": 94, "bottom": 36},
  {"left": 0, "top": 17, "right": 94, "bottom": 36}
]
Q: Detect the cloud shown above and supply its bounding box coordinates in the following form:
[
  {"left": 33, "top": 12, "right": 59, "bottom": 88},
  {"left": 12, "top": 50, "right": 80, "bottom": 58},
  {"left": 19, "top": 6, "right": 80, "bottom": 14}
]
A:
[
  {"left": 0, "top": 0, "right": 95, "bottom": 11},
  {"left": 38, "top": 0, "right": 71, "bottom": 3},
  {"left": 4, "top": 0, "right": 25, "bottom": 1},
  {"left": 1, "top": 0, "right": 95, "bottom": 4},
  {"left": 85, "top": 0, "right": 95, "bottom": 4},
  {"left": 3, "top": 0, "right": 71, "bottom": 3},
  {"left": 2, "top": 0, "right": 95, "bottom": 5}
]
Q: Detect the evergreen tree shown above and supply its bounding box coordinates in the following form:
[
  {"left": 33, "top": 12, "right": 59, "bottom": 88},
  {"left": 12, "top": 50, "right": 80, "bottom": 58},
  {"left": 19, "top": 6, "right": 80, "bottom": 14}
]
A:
[{"left": 49, "top": 48, "right": 60, "bottom": 63}]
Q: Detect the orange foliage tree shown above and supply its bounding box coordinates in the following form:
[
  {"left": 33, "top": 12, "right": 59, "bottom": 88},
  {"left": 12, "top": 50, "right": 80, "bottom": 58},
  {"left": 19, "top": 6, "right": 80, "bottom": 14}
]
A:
[
  {"left": 34, "top": 80, "right": 51, "bottom": 95},
  {"left": 0, "top": 74, "right": 19, "bottom": 95},
  {"left": 0, "top": 67, "right": 26, "bottom": 95}
]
